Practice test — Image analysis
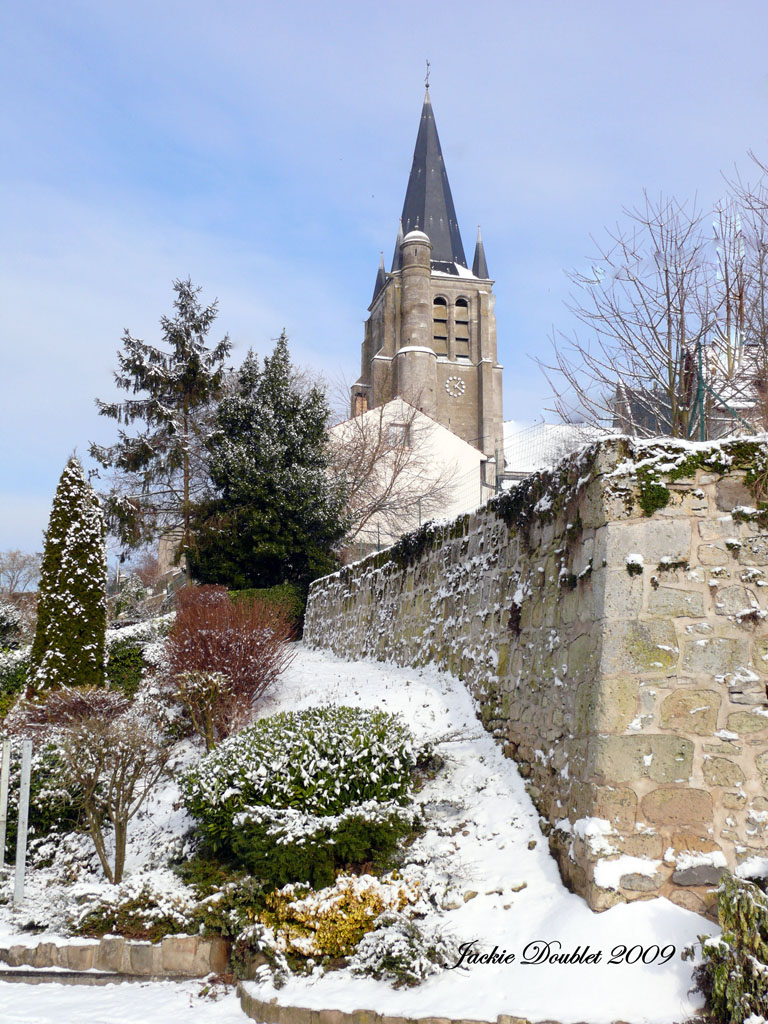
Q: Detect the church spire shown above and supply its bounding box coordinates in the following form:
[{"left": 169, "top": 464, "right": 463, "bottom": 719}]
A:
[
  {"left": 390, "top": 219, "right": 404, "bottom": 272},
  {"left": 371, "top": 252, "right": 386, "bottom": 303},
  {"left": 399, "top": 89, "right": 467, "bottom": 272},
  {"left": 472, "top": 225, "right": 489, "bottom": 278}
]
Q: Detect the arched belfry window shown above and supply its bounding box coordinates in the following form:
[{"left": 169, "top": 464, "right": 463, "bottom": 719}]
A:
[
  {"left": 455, "top": 298, "right": 470, "bottom": 360},
  {"left": 432, "top": 296, "right": 448, "bottom": 356}
]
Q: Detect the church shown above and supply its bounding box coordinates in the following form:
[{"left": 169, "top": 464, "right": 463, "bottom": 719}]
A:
[{"left": 350, "top": 86, "right": 504, "bottom": 463}]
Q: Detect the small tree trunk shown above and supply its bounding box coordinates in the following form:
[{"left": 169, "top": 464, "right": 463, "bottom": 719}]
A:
[
  {"left": 85, "top": 805, "right": 114, "bottom": 885},
  {"left": 113, "top": 818, "right": 127, "bottom": 885}
]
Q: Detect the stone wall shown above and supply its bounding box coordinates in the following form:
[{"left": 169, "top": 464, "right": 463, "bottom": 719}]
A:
[{"left": 305, "top": 438, "right": 768, "bottom": 913}]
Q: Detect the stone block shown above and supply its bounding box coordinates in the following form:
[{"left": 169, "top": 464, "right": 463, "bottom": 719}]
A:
[
  {"left": 616, "top": 833, "right": 663, "bottom": 859},
  {"left": 592, "top": 786, "right": 638, "bottom": 831},
  {"left": 600, "top": 620, "right": 678, "bottom": 675},
  {"left": 717, "top": 477, "right": 752, "bottom": 511},
  {"left": 669, "top": 834, "right": 721, "bottom": 860},
  {"left": 161, "top": 935, "right": 207, "bottom": 975},
  {"left": 60, "top": 944, "right": 96, "bottom": 971},
  {"left": 713, "top": 585, "right": 760, "bottom": 616},
  {"left": 698, "top": 542, "right": 730, "bottom": 565},
  {"left": 703, "top": 756, "right": 745, "bottom": 787},
  {"left": 621, "top": 871, "right": 664, "bottom": 892},
  {"left": 641, "top": 787, "right": 712, "bottom": 825},
  {"left": 739, "top": 536, "right": 768, "bottom": 566},
  {"left": 95, "top": 935, "right": 127, "bottom": 972},
  {"left": 668, "top": 889, "right": 707, "bottom": 914},
  {"left": 589, "top": 735, "right": 693, "bottom": 784},
  {"left": 660, "top": 688, "right": 720, "bottom": 735},
  {"left": 576, "top": 676, "right": 638, "bottom": 735},
  {"left": 31, "top": 942, "right": 59, "bottom": 968},
  {"left": 755, "top": 751, "right": 768, "bottom": 785},
  {"left": 129, "top": 941, "right": 162, "bottom": 975},
  {"left": 681, "top": 636, "right": 750, "bottom": 676},
  {"left": 591, "top": 568, "right": 644, "bottom": 619},
  {"left": 648, "top": 586, "right": 705, "bottom": 618},
  {"left": 723, "top": 792, "right": 747, "bottom": 809},
  {"left": 673, "top": 863, "right": 726, "bottom": 886},
  {"left": 597, "top": 519, "right": 691, "bottom": 568},
  {"left": 727, "top": 710, "right": 768, "bottom": 734}
]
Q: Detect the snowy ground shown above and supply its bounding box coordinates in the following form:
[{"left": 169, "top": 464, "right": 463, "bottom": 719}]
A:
[
  {"left": 0, "top": 644, "right": 715, "bottom": 1023},
  {"left": 0, "top": 978, "right": 247, "bottom": 1024}
]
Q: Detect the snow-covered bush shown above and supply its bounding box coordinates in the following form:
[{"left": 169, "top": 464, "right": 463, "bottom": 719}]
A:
[
  {"left": 166, "top": 585, "right": 295, "bottom": 741},
  {"left": 2, "top": 737, "right": 90, "bottom": 861},
  {"left": 112, "top": 572, "right": 147, "bottom": 620},
  {"left": 261, "top": 873, "right": 417, "bottom": 959},
  {"left": 685, "top": 873, "right": 768, "bottom": 1023},
  {"left": 0, "top": 599, "right": 22, "bottom": 648},
  {"left": 105, "top": 615, "right": 172, "bottom": 698},
  {"left": 182, "top": 706, "right": 419, "bottom": 886},
  {"left": 71, "top": 879, "right": 195, "bottom": 941},
  {"left": 349, "top": 912, "right": 460, "bottom": 988},
  {"left": 29, "top": 456, "right": 107, "bottom": 692},
  {"left": 0, "top": 647, "right": 28, "bottom": 719},
  {"left": 172, "top": 670, "right": 232, "bottom": 751}
]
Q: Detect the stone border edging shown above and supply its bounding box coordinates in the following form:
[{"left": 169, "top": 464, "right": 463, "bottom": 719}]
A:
[
  {"left": 0, "top": 968, "right": 193, "bottom": 985},
  {"left": 0, "top": 934, "right": 228, "bottom": 977},
  {"left": 236, "top": 984, "right": 531, "bottom": 1024}
]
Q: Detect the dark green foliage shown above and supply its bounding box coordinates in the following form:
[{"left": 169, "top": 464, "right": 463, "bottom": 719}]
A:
[
  {"left": 182, "top": 706, "right": 419, "bottom": 885},
  {"left": 684, "top": 873, "right": 768, "bottom": 1023},
  {"left": 71, "top": 884, "right": 190, "bottom": 942},
  {"left": 0, "top": 653, "right": 27, "bottom": 719},
  {"left": 105, "top": 638, "right": 144, "bottom": 698},
  {"left": 187, "top": 333, "right": 346, "bottom": 591},
  {"left": 229, "top": 583, "right": 306, "bottom": 631},
  {"left": 230, "top": 811, "right": 414, "bottom": 890},
  {"left": 0, "top": 601, "right": 21, "bottom": 648},
  {"left": 188, "top": 875, "right": 269, "bottom": 938},
  {"left": 3, "top": 742, "right": 88, "bottom": 861},
  {"left": 389, "top": 521, "right": 442, "bottom": 571},
  {"left": 29, "top": 457, "right": 107, "bottom": 692},
  {"left": 90, "top": 278, "right": 231, "bottom": 552}
]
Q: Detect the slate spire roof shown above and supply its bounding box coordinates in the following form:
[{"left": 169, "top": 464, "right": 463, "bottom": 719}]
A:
[
  {"left": 472, "top": 225, "right": 489, "bottom": 278},
  {"left": 395, "top": 88, "right": 468, "bottom": 274}
]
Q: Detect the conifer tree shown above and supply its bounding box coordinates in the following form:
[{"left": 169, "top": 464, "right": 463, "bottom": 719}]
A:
[
  {"left": 90, "top": 278, "right": 231, "bottom": 555},
  {"left": 29, "top": 456, "right": 107, "bottom": 693},
  {"left": 188, "top": 332, "right": 346, "bottom": 590}
]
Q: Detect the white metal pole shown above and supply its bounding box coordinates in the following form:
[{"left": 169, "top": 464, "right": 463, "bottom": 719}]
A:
[
  {"left": 0, "top": 738, "right": 10, "bottom": 870},
  {"left": 13, "top": 739, "right": 32, "bottom": 907}
]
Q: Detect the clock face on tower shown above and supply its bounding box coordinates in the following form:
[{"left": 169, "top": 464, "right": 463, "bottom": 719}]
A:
[{"left": 445, "top": 375, "right": 466, "bottom": 398}]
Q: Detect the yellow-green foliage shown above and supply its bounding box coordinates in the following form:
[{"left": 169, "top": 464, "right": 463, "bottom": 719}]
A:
[{"left": 260, "top": 874, "right": 417, "bottom": 958}]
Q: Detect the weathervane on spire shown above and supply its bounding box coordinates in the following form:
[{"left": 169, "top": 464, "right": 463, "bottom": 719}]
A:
[{"left": 425, "top": 59, "right": 430, "bottom": 89}]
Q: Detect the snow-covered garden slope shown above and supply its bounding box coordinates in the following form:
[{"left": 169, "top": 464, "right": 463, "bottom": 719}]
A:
[
  {"left": 0, "top": 645, "right": 713, "bottom": 1023},
  {"left": 248, "top": 648, "right": 711, "bottom": 1024}
]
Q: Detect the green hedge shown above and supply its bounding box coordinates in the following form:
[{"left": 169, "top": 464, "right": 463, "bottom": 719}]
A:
[
  {"left": 228, "top": 583, "right": 305, "bottom": 629},
  {"left": 182, "top": 706, "right": 419, "bottom": 886}
]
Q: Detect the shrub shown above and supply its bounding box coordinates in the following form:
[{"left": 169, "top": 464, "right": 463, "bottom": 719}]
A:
[
  {"left": 684, "top": 873, "right": 768, "bottom": 1023},
  {"left": 105, "top": 616, "right": 172, "bottom": 698},
  {"left": 230, "top": 583, "right": 306, "bottom": 630},
  {"left": 182, "top": 706, "right": 419, "bottom": 885},
  {"left": 172, "top": 670, "right": 232, "bottom": 751},
  {"left": 261, "top": 874, "right": 416, "bottom": 959},
  {"left": 71, "top": 880, "right": 194, "bottom": 941},
  {"left": 0, "top": 599, "right": 22, "bottom": 648},
  {"left": 2, "top": 738, "right": 89, "bottom": 860},
  {"left": 349, "top": 912, "right": 460, "bottom": 987},
  {"left": 167, "top": 586, "right": 295, "bottom": 740},
  {"left": 0, "top": 648, "right": 28, "bottom": 719},
  {"left": 29, "top": 456, "right": 107, "bottom": 693},
  {"left": 189, "top": 875, "right": 269, "bottom": 938}
]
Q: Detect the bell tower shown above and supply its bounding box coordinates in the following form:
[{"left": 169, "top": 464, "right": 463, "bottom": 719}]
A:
[{"left": 351, "top": 87, "right": 503, "bottom": 459}]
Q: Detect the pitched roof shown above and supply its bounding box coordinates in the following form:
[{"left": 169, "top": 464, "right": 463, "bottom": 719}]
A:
[{"left": 398, "top": 89, "right": 467, "bottom": 273}]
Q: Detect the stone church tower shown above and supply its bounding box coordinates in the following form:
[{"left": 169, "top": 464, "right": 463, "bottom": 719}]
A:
[{"left": 351, "top": 88, "right": 503, "bottom": 459}]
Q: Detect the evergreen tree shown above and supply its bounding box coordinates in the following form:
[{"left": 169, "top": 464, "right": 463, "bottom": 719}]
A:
[
  {"left": 188, "top": 333, "right": 346, "bottom": 590},
  {"left": 30, "top": 456, "right": 107, "bottom": 693},
  {"left": 89, "top": 278, "right": 231, "bottom": 555}
]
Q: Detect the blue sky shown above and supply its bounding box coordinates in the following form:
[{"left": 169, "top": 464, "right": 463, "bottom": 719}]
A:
[{"left": 3, "top": 0, "right": 768, "bottom": 551}]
